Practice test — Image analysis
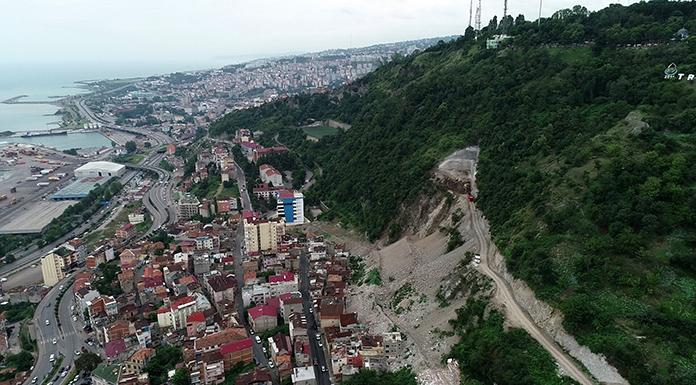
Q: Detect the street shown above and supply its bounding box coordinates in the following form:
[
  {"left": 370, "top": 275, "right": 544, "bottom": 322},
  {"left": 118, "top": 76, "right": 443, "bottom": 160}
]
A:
[{"left": 27, "top": 278, "right": 91, "bottom": 385}]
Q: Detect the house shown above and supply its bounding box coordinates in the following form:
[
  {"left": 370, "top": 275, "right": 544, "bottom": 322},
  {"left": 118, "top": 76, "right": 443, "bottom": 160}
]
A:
[
  {"left": 189, "top": 351, "right": 225, "bottom": 385},
  {"left": 219, "top": 338, "right": 254, "bottom": 369},
  {"left": 116, "top": 223, "right": 135, "bottom": 239},
  {"left": 280, "top": 296, "right": 303, "bottom": 322},
  {"left": 186, "top": 312, "right": 206, "bottom": 337},
  {"left": 247, "top": 305, "right": 278, "bottom": 332},
  {"left": 118, "top": 270, "right": 135, "bottom": 294},
  {"left": 259, "top": 164, "right": 283, "bottom": 187},
  {"left": 123, "top": 347, "right": 155, "bottom": 375},
  {"left": 319, "top": 303, "right": 343, "bottom": 328},
  {"left": 205, "top": 274, "right": 236, "bottom": 309},
  {"left": 194, "top": 327, "right": 247, "bottom": 353},
  {"left": 104, "top": 339, "right": 127, "bottom": 360},
  {"left": 293, "top": 337, "right": 312, "bottom": 366},
  {"left": 269, "top": 333, "right": 292, "bottom": 370},
  {"left": 290, "top": 367, "right": 316, "bottom": 385},
  {"left": 288, "top": 313, "right": 308, "bottom": 341},
  {"left": 157, "top": 296, "right": 198, "bottom": 330},
  {"left": 234, "top": 368, "right": 272, "bottom": 385},
  {"left": 92, "top": 364, "right": 121, "bottom": 385}
]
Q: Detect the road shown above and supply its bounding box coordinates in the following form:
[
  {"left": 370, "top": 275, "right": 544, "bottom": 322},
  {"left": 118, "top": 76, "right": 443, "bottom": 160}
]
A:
[
  {"left": 128, "top": 154, "right": 177, "bottom": 238},
  {"left": 469, "top": 203, "right": 595, "bottom": 385},
  {"left": 298, "top": 251, "right": 332, "bottom": 385},
  {"left": 25, "top": 278, "right": 97, "bottom": 385},
  {"left": 227, "top": 153, "right": 279, "bottom": 384}
]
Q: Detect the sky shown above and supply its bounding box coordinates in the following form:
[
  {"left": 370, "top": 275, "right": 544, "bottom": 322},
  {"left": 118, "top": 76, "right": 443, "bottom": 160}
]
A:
[{"left": 1, "top": 0, "right": 635, "bottom": 70}]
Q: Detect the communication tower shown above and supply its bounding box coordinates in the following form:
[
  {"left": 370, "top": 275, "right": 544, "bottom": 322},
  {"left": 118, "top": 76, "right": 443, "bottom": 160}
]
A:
[{"left": 475, "top": 0, "right": 482, "bottom": 31}]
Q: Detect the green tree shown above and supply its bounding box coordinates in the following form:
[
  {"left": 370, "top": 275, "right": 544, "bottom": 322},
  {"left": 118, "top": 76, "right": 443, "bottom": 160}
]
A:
[
  {"left": 125, "top": 141, "right": 137, "bottom": 154},
  {"left": 172, "top": 369, "right": 190, "bottom": 385},
  {"left": 75, "top": 352, "right": 103, "bottom": 373}
]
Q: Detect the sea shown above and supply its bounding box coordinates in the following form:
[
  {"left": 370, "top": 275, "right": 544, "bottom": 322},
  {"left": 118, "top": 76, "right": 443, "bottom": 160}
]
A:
[{"left": 0, "top": 60, "right": 250, "bottom": 150}]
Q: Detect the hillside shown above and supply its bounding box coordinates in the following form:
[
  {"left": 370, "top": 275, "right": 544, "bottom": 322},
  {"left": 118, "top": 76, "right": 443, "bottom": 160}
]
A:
[{"left": 211, "top": 2, "right": 696, "bottom": 384}]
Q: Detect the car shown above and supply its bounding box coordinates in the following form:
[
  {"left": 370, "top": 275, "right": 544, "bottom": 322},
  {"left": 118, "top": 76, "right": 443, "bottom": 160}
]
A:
[
  {"left": 32, "top": 377, "right": 38, "bottom": 384},
  {"left": 321, "top": 366, "right": 327, "bottom": 373},
  {"left": 31, "top": 264, "right": 37, "bottom": 268},
  {"left": 30, "top": 365, "right": 34, "bottom": 371},
  {"left": 315, "top": 334, "right": 321, "bottom": 341},
  {"left": 268, "top": 361, "right": 275, "bottom": 368},
  {"left": 73, "top": 316, "right": 78, "bottom": 322},
  {"left": 70, "top": 305, "right": 75, "bottom": 311},
  {"left": 59, "top": 285, "right": 64, "bottom": 291},
  {"left": 49, "top": 354, "right": 55, "bottom": 362},
  {"left": 318, "top": 342, "right": 323, "bottom": 347},
  {"left": 309, "top": 308, "right": 313, "bottom": 313},
  {"left": 52, "top": 338, "right": 57, "bottom": 344},
  {"left": 0, "top": 277, "right": 7, "bottom": 282},
  {"left": 45, "top": 319, "right": 50, "bottom": 325},
  {"left": 262, "top": 347, "right": 267, "bottom": 354},
  {"left": 74, "top": 350, "right": 81, "bottom": 356},
  {"left": 255, "top": 336, "right": 261, "bottom": 344},
  {"left": 87, "top": 340, "right": 94, "bottom": 346},
  {"left": 249, "top": 329, "right": 255, "bottom": 335}
]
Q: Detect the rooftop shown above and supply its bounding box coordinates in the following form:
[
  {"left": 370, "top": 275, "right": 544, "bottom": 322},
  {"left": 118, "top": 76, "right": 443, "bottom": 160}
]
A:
[
  {"left": 92, "top": 364, "right": 121, "bottom": 385},
  {"left": 51, "top": 177, "right": 106, "bottom": 200},
  {"left": 75, "top": 161, "right": 125, "bottom": 173}
]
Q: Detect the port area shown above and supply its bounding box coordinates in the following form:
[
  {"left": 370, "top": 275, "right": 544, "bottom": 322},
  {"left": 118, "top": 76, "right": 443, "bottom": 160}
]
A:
[{"left": 0, "top": 144, "right": 84, "bottom": 234}]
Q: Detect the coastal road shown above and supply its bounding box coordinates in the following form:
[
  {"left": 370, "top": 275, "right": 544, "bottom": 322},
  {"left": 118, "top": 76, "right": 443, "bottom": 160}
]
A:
[{"left": 469, "top": 203, "right": 595, "bottom": 385}]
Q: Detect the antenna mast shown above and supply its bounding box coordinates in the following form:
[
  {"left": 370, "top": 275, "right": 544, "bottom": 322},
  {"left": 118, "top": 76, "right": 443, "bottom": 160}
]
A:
[
  {"left": 475, "top": 0, "right": 482, "bottom": 31},
  {"left": 468, "top": 0, "right": 473, "bottom": 27}
]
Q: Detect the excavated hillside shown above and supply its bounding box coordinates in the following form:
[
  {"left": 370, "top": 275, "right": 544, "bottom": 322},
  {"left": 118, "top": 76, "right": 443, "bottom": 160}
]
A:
[{"left": 323, "top": 148, "right": 627, "bottom": 385}]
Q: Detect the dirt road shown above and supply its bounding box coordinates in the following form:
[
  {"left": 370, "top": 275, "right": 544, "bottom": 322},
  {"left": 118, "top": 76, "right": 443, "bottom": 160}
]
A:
[{"left": 469, "top": 203, "right": 596, "bottom": 385}]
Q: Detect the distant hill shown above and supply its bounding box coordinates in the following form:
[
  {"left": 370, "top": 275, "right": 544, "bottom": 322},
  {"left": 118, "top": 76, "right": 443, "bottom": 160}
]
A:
[{"left": 211, "top": 2, "right": 696, "bottom": 384}]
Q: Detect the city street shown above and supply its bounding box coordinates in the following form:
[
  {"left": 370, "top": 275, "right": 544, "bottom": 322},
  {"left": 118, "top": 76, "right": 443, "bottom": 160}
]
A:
[
  {"left": 228, "top": 154, "right": 279, "bottom": 384},
  {"left": 26, "top": 278, "right": 89, "bottom": 385},
  {"left": 298, "top": 252, "right": 332, "bottom": 385}
]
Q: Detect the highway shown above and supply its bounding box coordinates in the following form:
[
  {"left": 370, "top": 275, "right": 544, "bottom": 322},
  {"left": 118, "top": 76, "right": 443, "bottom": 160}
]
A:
[{"left": 77, "top": 94, "right": 177, "bottom": 238}]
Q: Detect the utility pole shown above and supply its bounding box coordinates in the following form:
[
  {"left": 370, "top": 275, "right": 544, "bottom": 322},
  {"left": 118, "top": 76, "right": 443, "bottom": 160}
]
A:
[
  {"left": 538, "top": 0, "right": 543, "bottom": 26},
  {"left": 503, "top": 0, "right": 508, "bottom": 18}
]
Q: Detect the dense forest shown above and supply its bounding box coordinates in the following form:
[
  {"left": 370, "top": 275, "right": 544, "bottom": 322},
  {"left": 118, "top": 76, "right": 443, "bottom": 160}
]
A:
[{"left": 211, "top": 2, "right": 696, "bottom": 384}]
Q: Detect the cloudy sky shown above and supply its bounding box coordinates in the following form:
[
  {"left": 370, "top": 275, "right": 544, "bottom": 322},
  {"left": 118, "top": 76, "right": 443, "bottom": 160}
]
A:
[{"left": 2, "top": 0, "right": 633, "bottom": 69}]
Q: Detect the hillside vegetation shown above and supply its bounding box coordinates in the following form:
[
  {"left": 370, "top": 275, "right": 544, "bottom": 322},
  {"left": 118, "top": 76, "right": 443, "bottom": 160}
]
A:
[{"left": 211, "top": 2, "right": 696, "bottom": 384}]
